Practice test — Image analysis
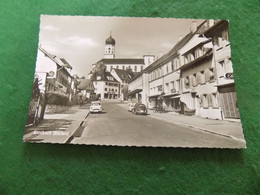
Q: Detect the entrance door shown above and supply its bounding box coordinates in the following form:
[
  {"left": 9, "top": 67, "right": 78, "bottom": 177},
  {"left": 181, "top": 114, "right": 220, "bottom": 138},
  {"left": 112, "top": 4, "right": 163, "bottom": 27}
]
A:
[{"left": 219, "top": 91, "right": 240, "bottom": 119}]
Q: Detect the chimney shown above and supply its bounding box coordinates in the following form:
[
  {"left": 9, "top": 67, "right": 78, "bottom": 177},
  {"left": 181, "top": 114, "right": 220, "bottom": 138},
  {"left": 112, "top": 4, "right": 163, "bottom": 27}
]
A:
[{"left": 191, "top": 21, "right": 197, "bottom": 33}]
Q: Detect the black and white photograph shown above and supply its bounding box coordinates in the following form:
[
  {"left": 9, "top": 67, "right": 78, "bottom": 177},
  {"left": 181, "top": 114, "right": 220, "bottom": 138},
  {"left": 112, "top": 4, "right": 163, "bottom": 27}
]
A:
[{"left": 23, "top": 15, "right": 246, "bottom": 148}]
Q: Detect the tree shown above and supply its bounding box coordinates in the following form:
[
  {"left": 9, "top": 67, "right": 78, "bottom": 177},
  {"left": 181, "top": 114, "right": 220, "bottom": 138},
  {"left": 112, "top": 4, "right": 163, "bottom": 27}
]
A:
[
  {"left": 121, "top": 85, "right": 129, "bottom": 100},
  {"left": 91, "top": 61, "right": 106, "bottom": 80}
]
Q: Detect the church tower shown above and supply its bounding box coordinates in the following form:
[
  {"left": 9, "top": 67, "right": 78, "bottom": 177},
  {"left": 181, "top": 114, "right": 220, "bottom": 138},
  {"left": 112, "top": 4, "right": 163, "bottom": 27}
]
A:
[{"left": 104, "top": 33, "right": 116, "bottom": 59}]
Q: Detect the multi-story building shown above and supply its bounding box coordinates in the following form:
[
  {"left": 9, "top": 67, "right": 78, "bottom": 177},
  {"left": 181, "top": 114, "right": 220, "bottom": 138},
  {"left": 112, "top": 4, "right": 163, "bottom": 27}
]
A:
[
  {"left": 36, "top": 46, "right": 74, "bottom": 104},
  {"left": 89, "top": 34, "right": 155, "bottom": 100},
  {"left": 204, "top": 20, "right": 240, "bottom": 119},
  {"left": 91, "top": 72, "right": 120, "bottom": 100},
  {"left": 127, "top": 19, "right": 239, "bottom": 121},
  {"left": 110, "top": 68, "right": 135, "bottom": 100}
]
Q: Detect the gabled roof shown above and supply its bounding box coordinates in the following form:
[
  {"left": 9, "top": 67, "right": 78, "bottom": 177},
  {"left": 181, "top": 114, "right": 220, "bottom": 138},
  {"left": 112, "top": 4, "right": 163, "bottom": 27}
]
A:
[
  {"left": 38, "top": 46, "right": 73, "bottom": 77},
  {"left": 60, "top": 58, "right": 72, "bottom": 69},
  {"left": 97, "top": 58, "right": 144, "bottom": 65},
  {"left": 112, "top": 69, "right": 132, "bottom": 81},
  {"left": 143, "top": 20, "right": 208, "bottom": 73},
  {"left": 128, "top": 20, "right": 209, "bottom": 83},
  {"left": 92, "top": 72, "right": 119, "bottom": 83}
]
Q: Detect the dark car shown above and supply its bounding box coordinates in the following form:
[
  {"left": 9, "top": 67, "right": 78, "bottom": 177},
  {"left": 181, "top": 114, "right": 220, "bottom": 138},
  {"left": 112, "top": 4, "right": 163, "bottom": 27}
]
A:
[{"left": 132, "top": 103, "right": 147, "bottom": 115}]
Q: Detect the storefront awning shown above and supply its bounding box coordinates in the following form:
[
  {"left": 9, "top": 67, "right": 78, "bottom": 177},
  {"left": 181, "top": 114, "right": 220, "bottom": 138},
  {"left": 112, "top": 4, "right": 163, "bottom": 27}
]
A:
[
  {"left": 163, "top": 93, "right": 180, "bottom": 98},
  {"left": 148, "top": 94, "right": 160, "bottom": 98},
  {"left": 127, "top": 89, "right": 142, "bottom": 96},
  {"left": 170, "top": 95, "right": 181, "bottom": 99}
]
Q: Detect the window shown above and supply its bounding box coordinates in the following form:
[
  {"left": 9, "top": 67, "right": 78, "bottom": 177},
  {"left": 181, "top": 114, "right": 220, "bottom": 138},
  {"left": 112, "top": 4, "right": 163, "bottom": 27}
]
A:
[
  {"left": 200, "top": 71, "right": 206, "bottom": 84},
  {"left": 211, "top": 93, "right": 218, "bottom": 108},
  {"left": 116, "top": 65, "right": 119, "bottom": 69},
  {"left": 158, "top": 85, "right": 163, "bottom": 92},
  {"left": 122, "top": 66, "right": 125, "bottom": 70},
  {"left": 176, "top": 80, "right": 180, "bottom": 91},
  {"left": 188, "top": 75, "right": 196, "bottom": 87},
  {"left": 202, "top": 94, "right": 208, "bottom": 108},
  {"left": 134, "top": 66, "right": 137, "bottom": 72},
  {"left": 105, "top": 88, "right": 107, "bottom": 91},
  {"left": 115, "top": 89, "right": 117, "bottom": 92},
  {"left": 205, "top": 68, "right": 215, "bottom": 82},
  {"left": 171, "top": 60, "right": 174, "bottom": 71},
  {"left": 184, "top": 77, "right": 189, "bottom": 88},
  {"left": 165, "top": 83, "right": 169, "bottom": 93}
]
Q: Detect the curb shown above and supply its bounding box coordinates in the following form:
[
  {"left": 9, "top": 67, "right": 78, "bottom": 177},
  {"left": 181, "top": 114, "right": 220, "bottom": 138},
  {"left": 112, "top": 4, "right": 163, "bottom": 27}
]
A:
[
  {"left": 63, "top": 110, "right": 90, "bottom": 144},
  {"left": 148, "top": 115, "right": 245, "bottom": 143}
]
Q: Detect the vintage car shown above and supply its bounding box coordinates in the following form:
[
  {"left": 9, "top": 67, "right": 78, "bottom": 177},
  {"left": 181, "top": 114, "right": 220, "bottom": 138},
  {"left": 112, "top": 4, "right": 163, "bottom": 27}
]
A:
[
  {"left": 128, "top": 103, "right": 135, "bottom": 112},
  {"left": 90, "top": 101, "right": 103, "bottom": 113},
  {"left": 131, "top": 103, "right": 147, "bottom": 115}
]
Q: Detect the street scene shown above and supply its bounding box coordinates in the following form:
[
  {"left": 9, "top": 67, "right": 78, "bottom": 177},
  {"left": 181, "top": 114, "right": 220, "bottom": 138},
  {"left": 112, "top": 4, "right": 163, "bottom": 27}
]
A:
[{"left": 23, "top": 16, "right": 246, "bottom": 148}]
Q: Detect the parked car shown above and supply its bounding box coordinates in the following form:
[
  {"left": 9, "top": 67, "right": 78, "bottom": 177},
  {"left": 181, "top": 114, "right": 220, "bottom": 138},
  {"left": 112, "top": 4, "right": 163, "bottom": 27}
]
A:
[
  {"left": 128, "top": 103, "right": 135, "bottom": 112},
  {"left": 132, "top": 103, "right": 147, "bottom": 115},
  {"left": 90, "top": 101, "right": 103, "bottom": 113}
]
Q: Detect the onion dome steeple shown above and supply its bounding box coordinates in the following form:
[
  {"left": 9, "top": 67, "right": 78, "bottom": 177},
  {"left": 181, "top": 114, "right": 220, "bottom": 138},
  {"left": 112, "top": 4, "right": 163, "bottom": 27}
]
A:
[
  {"left": 104, "top": 32, "right": 116, "bottom": 59},
  {"left": 105, "top": 35, "right": 116, "bottom": 45}
]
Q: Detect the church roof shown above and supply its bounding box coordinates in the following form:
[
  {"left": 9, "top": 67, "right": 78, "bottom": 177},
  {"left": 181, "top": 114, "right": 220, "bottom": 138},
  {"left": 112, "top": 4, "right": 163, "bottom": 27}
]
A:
[
  {"left": 105, "top": 35, "right": 116, "bottom": 45},
  {"left": 97, "top": 58, "right": 144, "bottom": 65}
]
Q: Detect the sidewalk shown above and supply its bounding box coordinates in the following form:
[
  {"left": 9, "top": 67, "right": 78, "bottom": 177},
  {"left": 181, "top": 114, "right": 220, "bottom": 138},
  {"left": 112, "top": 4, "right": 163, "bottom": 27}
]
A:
[
  {"left": 23, "top": 105, "right": 90, "bottom": 143},
  {"left": 116, "top": 103, "right": 245, "bottom": 142}
]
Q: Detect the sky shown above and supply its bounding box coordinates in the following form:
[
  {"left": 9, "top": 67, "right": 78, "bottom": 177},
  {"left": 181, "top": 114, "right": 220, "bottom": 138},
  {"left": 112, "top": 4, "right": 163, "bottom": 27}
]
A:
[{"left": 38, "top": 15, "right": 204, "bottom": 77}]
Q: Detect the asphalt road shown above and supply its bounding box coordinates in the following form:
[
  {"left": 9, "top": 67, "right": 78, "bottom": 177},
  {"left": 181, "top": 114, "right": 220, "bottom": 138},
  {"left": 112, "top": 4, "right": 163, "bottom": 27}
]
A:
[{"left": 71, "top": 101, "right": 244, "bottom": 148}]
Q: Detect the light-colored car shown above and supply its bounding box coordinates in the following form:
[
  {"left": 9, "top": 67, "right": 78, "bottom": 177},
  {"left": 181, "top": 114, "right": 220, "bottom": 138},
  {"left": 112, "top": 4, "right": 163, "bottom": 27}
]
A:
[
  {"left": 90, "top": 101, "right": 103, "bottom": 113},
  {"left": 128, "top": 103, "right": 135, "bottom": 112}
]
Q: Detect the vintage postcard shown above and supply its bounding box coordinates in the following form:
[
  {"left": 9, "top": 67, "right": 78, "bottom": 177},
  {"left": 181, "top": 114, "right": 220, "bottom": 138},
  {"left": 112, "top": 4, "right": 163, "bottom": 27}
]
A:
[{"left": 23, "top": 15, "right": 246, "bottom": 148}]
